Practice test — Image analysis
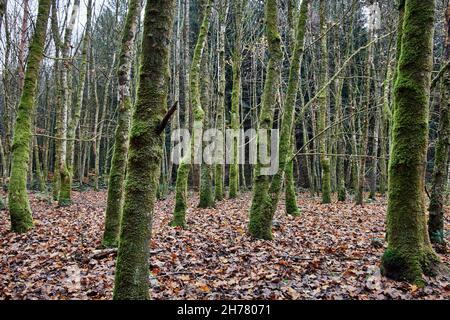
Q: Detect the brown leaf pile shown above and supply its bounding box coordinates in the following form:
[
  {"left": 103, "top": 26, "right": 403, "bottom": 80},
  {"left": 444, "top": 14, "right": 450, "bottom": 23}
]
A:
[{"left": 0, "top": 191, "right": 448, "bottom": 300}]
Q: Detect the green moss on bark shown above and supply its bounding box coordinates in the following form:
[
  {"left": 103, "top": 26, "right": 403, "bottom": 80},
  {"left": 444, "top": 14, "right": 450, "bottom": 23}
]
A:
[
  {"left": 58, "top": 167, "right": 72, "bottom": 206},
  {"left": 248, "top": 0, "right": 283, "bottom": 240},
  {"left": 103, "top": 0, "right": 140, "bottom": 248},
  {"left": 172, "top": 0, "right": 212, "bottom": 225},
  {"left": 214, "top": 3, "right": 227, "bottom": 202},
  {"left": 381, "top": 0, "right": 441, "bottom": 284},
  {"left": 171, "top": 161, "right": 189, "bottom": 227},
  {"left": 229, "top": 0, "right": 243, "bottom": 199},
  {"left": 198, "top": 34, "right": 214, "bottom": 209},
  {"left": 8, "top": 0, "right": 51, "bottom": 233},
  {"left": 113, "top": 0, "right": 175, "bottom": 300},
  {"left": 318, "top": 0, "right": 331, "bottom": 204},
  {"left": 268, "top": 0, "right": 309, "bottom": 217},
  {"left": 428, "top": 3, "right": 450, "bottom": 246},
  {"left": 285, "top": 157, "right": 300, "bottom": 216},
  {"left": 66, "top": 0, "right": 92, "bottom": 205}
]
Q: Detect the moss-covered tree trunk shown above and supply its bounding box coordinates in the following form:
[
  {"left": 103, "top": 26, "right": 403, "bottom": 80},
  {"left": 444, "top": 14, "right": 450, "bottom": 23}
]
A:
[
  {"left": 285, "top": 139, "right": 300, "bottom": 216},
  {"left": 171, "top": 0, "right": 212, "bottom": 227},
  {"left": 336, "top": 77, "right": 346, "bottom": 202},
  {"left": 113, "top": 0, "right": 175, "bottom": 300},
  {"left": 268, "top": 0, "right": 309, "bottom": 218},
  {"left": 65, "top": 0, "right": 92, "bottom": 202},
  {"left": 428, "top": 1, "right": 450, "bottom": 246},
  {"left": 198, "top": 32, "right": 214, "bottom": 209},
  {"left": 248, "top": 0, "right": 283, "bottom": 240},
  {"left": 8, "top": 0, "right": 51, "bottom": 233},
  {"left": 379, "top": 63, "right": 393, "bottom": 196},
  {"left": 94, "top": 56, "right": 115, "bottom": 191},
  {"left": 356, "top": 32, "right": 373, "bottom": 206},
  {"left": 33, "top": 135, "right": 46, "bottom": 192},
  {"left": 214, "top": 0, "right": 228, "bottom": 202},
  {"left": 50, "top": 0, "right": 62, "bottom": 201},
  {"left": 58, "top": 0, "right": 80, "bottom": 206},
  {"left": 102, "top": 0, "right": 141, "bottom": 248},
  {"left": 228, "top": 0, "right": 243, "bottom": 199},
  {"left": 381, "top": 0, "right": 441, "bottom": 284},
  {"left": 318, "top": 0, "right": 331, "bottom": 204},
  {"left": 369, "top": 81, "right": 381, "bottom": 200}
]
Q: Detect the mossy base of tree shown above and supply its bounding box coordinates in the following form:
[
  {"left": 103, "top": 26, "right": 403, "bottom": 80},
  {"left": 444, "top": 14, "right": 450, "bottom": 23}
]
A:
[
  {"left": 58, "top": 170, "right": 72, "bottom": 207},
  {"left": 285, "top": 196, "right": 300, "bottom": 217},
  {"left": 381, "top": 248, "right": 442, "bottom": 285},
  {"left": 321, "top": 158, "right": 331, "bottom": 204},
  {"left": 102, "top": 206, "right": 121, "bottom": 248},
  {"left": 285, "top": 161, "right": 300, "bottom": 216},
  {"left": 355, "top": 187, "right": 364, "bottom": 205},
  {"left": 102, "top": 237, "right": 118, "bottom": 248},
  {"left": 428, "top": 210, "right": 445, "bottom": 245},
  {"left": 338, "top": 188, "right": 346, "bottom": 202},
  {"left": 171, "top": 161, "right": 189, "bottom": 228},
  {"left": 199, "top": 165, "right": 214, "bottom": 208},
  {"left": 169, "top": 211, "right": 186, "bottom": 228},
  {"left": 248, "top": 176, "right": 273, "bottom": 240},
  {"left": 248, "top": 212, "right": 273, "bottom": 240},
  {"left": 228, "top": 172, "right": 238, "bottom": 200},
  {"left": 9, "top": 197, "right": 34, "bottom": 233}
]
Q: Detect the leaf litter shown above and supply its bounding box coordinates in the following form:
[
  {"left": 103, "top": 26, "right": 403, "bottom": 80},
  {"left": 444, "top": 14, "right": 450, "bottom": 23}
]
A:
[{"left": 0, "top": 191, "right": 448, "bottom": 300}]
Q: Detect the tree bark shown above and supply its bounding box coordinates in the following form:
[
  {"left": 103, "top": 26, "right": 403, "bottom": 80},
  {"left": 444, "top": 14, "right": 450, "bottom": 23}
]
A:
[
  {"left": 318, "top": 0, "right": 331, "bottom": 204},
  {"left": 171, "top": 0, "right": 212, "bottom": 227},
  {"left": 103, "top": 0, "right": 141, "bottom": 248},
  {"left": 113, "top": 0, "right": 175, "bottom": 300},
  {"left": 8, "top": 0, "right": 51, "bottom": 233},
  {"left": 229, "top": 0, "right": 243, "bottom": 199},
  {"left": 428, "top": 1, "right": 450, "bottom": 247},
  {"left": 381, "top": 0, "right": 440, "bottom": 284},
  {"left": 248, "top": 0, "right": 283, "bottom": 240}
]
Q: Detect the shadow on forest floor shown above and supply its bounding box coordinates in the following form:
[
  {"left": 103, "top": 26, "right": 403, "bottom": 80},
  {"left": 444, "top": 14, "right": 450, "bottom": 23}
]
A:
[{"left": 0, "top": 191, "right": 448, "bottom": 300}]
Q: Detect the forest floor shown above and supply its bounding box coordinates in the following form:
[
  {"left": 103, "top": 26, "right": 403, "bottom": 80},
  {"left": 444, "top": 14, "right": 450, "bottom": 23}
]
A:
[{"left": 0, "top": 190, "right": 448, "bottom": 300}]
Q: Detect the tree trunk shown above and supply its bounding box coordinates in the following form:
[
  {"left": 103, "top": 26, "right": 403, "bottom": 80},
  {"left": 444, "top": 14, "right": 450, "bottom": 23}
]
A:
[
  {"left": 229, "top": 0, "right": 243, "bottom": 199},
  {"left": 198, "top": 29, "right": 214, "bottom": 208},
  {"left": 214, "top": 0, "right": 228, "bottom": 202},
  {"left": 318, "top": 0, "right": 331, "bottom": 204},
  {"left": 113, "top": 0, "right": 175, "bottom": 300},
  {"left": 8, "top": 0, "right": 51, "bottom": 233},
  {"left": 269, "top": 0, "right": 310, "bottom": 217},
  {"left": 381, "top": 0, "right": 440, "bottom": 284},
  {"left": 171, "top": 0, "right": 212, "bottom": 227},
  {"left": 355, "top": 29, "right": 373, "bottom": 206},
  {"left": 248, "top": 0, "right": 283, "bottom": 240},
  {"left": 65, "top": 0, "right": 92, "bottom": 202},
  {"left": 102, "top": 0, "right": 141, "bottom": 248},
  {"left": 58, "top": 0, "right": 80, "bottom": 206},
  {"left": 428, "top": 1, "right": 450, "bottom": 247}
]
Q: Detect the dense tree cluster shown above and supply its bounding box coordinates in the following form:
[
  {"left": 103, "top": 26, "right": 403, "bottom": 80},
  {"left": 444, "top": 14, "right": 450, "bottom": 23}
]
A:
[{"left": 0, "top": 0, "right": 448, "bottom": 299}]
